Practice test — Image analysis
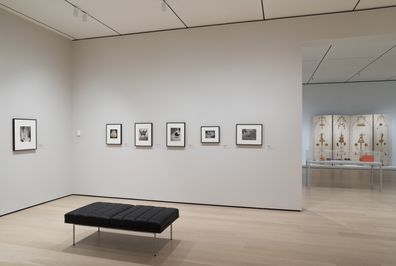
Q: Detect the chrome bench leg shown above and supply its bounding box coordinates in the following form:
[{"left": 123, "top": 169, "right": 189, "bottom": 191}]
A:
[
  {"left": 73, "top": 224, "right": 75, "bottom": 246},
  {"left": 153, "top": 233, "right": 157, "bottom": 256},
  {"left": 170, "top": 224, "right": 173, "bottom": 240}
]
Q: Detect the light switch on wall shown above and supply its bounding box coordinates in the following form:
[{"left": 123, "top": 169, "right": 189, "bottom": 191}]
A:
[{"left": 76, "top": 130, "right": 81, "bottom": 137}]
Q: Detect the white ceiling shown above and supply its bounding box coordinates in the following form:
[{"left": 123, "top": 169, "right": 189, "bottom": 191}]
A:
[
  {"left": 1, "top": 0, "right": 395, "bottom": 83},
  {"left": 303, "top": 36, "right": 396, "bottom": 84},
  {"left": 1, "top": 0, "right": 396, "bottom": 40}
]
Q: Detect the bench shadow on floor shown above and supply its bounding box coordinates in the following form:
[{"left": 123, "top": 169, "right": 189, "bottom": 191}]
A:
[{"left": 62, "top": 231, "right": 186, "bottom": 264}]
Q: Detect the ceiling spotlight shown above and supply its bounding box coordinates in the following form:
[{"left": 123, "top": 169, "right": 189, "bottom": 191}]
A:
[
  {"left": 82, "top": 12, "right": 88, "bottom": 22},
  {"left": 161, "top": 1, "right": 167, "bottom": 11},
  {"left": 73, "top": 7, "right": 79, "bottom": 17}
]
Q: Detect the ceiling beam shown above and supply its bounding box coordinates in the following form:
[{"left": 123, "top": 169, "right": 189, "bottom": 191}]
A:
[
  {"left": 304, "top": 79, "right": 396, "bottom": 85},
  {"left": 346, "top": 44, "right": 396, "bottom": 82},
  {"left": 260, "top": 0, "right": 265, "bottom": 20},
  {"left": 307, "top": 44, "right": 332, "bottom": 84},
  {"left": 352, "top": 0, "right": 361, "bottom": 11},
  {"left": 0, "top": 2, "right": 75, "bottom": 39},
  {"left": 163, "top": 0, "right": 188, "bottom": 28},
  {"left": 64, "top": 0, "right": 121, "bottom": 35}
]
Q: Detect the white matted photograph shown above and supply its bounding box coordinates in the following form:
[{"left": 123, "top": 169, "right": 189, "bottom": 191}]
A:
[
  {"left": 201, "top": 126, "right": 220, "bottom": 143},
  {"left": 13, "top": 118, "right": 37, "bottom": 151},
  {"left": 167, "top": 122, "right": 185, "bottom": 147},
  {"left": 236, "top": 124, "right": 263, "bottom": 146},
  {"left": 135, "top": 123, "right": 153, "bottom": 147},
  {"left": 106, "top": 124, "right": 122, "bottom": 145}
]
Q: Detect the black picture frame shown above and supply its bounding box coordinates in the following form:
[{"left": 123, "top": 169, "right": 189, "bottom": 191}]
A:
[
  {"left": 166, "top": 122, "right": 186, "bottom": 147},
  {"left": 106, "top": 123, "right": 122, "bottom": 145},
  {"left": 236, "top": 124, "right": 263, "bottom": 146},
  {"left": 201, "top": 126, "right": 220, "bottom": 143},
  {"left": 12, "top": 118, "right": 37, "bottom": 151},
  {"left": 134, "top": 122, "right": 153, "bottom": 147}
]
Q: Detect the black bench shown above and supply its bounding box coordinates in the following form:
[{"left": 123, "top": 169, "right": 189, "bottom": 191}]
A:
[{"left": 64, "top": 202, "right": 179, "bottom": 255}]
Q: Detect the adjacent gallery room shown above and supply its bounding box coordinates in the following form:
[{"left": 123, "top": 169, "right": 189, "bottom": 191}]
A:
[{"left": 1, "top": 1, "right": 396, "bottom": 265}]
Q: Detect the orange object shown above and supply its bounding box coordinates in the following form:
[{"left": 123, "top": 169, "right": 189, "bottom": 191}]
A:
[{"left": 359, "top": 154, "right": 374, "bottom": 162}]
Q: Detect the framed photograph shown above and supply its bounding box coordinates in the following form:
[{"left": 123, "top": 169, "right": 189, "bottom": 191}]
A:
[
  {"left": 201, "top": 126, "right": 220, "bottom": 143},
  {"left": 106, "top": 124, "right": 122, "bottom": 145},
  {"left": 236, "top": 124, "right": 263, "bottom": 146},
  {"left": 13, "top": 118, "right": 37, "bottom": 151},
  {"left": 135, "top": 123, "right": 153, "bottom": 147},
  {"left": 166, "top": 122, "right": 185, "bottom": 147}
]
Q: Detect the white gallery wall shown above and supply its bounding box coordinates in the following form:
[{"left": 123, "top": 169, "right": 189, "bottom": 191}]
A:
[
  {"left": 71, "top": 22, "right": 303, "bottom": 210},
  {"left": 1, "top": 6, "right": 396, "bottom": 214},
  {"left": 0, "top": 9, "right": 72, "bottom": 215},
  {"left": 303, "top": 81, "right": 396, "bottom": 165},
  {"left": 71, "top": 8, "right": 396, "bottom": 211}
]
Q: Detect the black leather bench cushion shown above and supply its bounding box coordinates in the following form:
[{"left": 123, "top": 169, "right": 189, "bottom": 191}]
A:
[
  {"left": 64, "top": 202, "right": 179, "bottom": 233},
  {"left": 110, "top": 205, "right": 179, "bottom": 233},
  {"left": 64, "top": 202, "right": 131, "bottom": 227}
]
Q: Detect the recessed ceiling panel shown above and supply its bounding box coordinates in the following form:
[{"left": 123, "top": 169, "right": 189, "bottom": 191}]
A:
[
  {"left": 167, "top": 0, "right": 262, "bottom": 27},
  {"left": 303, "top": 60, "right": 318, "bottom": 83},
  {"left": 0, "top": 0, "right": 114, "bottom": 39},
  {"left": 356, "top": 0, "right": 396, "bottom": 9},
  {"left": 327, "top": 38, "right": 394, "bottom": 59},
  {"left": 350, "top": 54, "right": 396, "bottom": 81},
  {"left": 263, "top": 0, "right": 357, "bottom": 19},
  {"left": 70, "top": 0, "right": 185, "bottom": 34},
  {"left": 312, "top": 58, "right": 372, "bottom": 83},
  {"left": 303, "top": 42, "right": 331, "bottom": 60}
]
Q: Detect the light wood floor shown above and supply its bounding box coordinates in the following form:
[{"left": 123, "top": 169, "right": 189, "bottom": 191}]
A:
[{"left": 1, "top": 188, "right": 396, "bottom": 266}]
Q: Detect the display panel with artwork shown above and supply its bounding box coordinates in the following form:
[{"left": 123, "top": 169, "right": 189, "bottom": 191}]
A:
[
  {"left": 135, "top": 123, "right": 153, "bottom": 147},
  {"left": 13, "top": 118, "right": 37, "bottom": 151},
  {"left": 166, "top": 122, "right": 185, "bottom": 147},
  {"left": 374, "top": 114, "right": 390, "bottom": 165},
  {"left": 201, "top": 126, "right": 220, "bottom": 143},
  {"left": 350, "top": 115, "right": 372, "bottom": 161},
  {"left": 236, "top": 124, "right": 262, "bottom": 146},
  {"left": 312, "top": 115, "right": 332, "bottom": 160},
  {"left": 106, "top": 124, "right": 122, "bottom": 145},
  {"left": 333, "top": 115, "right": 351, "bottom": 160}
]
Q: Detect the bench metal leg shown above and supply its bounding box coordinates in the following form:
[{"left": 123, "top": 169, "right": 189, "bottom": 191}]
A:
[
  {"left": 98, "top": 227, "right": 100, "bottom": 232},
  {"left": 380, "top": 165, "right": 383, "bottom": 192},
  {"left": 170, "top": 224, "right": 173, "bottom": 240},
  {"left": 153, "top": 233, "right": 157, "bottom": 256},
  {"left": 73, "top": 224, "right": 75, "bottom": 246}
]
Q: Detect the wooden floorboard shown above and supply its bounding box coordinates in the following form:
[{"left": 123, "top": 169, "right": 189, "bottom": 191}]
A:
[{"left": 1, "top": 187, "right": 396, "bottom": 265}]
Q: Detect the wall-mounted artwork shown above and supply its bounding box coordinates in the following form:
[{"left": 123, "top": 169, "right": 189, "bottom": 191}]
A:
[
  {"left": 333, "top": 115, "right": 351, "bottom": 160},
  {"left": 106, "top": 124, "right": 122, "bottom": 145},
  {"left": 350, "top": 115, "right": 372, "bottom": 161},
  {"left": 201, "top": 126, "right": 220, "bottom": 143},
  {"left": 135, "top": 123, "right": 153, "bottom": 147},
  {"left": 236, "top": 124, "right": 262, "bottom": 146},
  {"left": 312, "top": 115, "right": 332, "bottom": 160},
  {"left": 166, "top": 122, "right": 185, "bottom": 147},
  {"left": 13, "top": 118, "right": 37, "bottom": 151},
  {"left": 374, "top": 114, "right": 390, "bottom": 165}
]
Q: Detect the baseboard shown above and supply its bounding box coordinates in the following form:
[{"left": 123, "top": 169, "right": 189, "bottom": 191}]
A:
[
  {"left": 0, "top": 193, "right": 302, "bottom": 217},
  {"left": 0, "top": 194, "right": 72, "bottom": 218},
  {"left": 72, "top": 193, "right": 302, "bottom": 212}
]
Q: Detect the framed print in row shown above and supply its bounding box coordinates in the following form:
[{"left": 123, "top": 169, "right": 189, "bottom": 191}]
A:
[
  {"left": 135, "top": 123, "right": 153, "bottom": 147},
  {"left": 13, "top": 118, "right": 37, "bottom": 151},
  {"left": 106, "top": 124, "right": 122, "bottom": 145},
  {"left": 236, "top": 124, "right": 263, "bottom": 146},
  {"left": 167, "top": 122, "right": 185, "bottom": 147},
  {"left": 201, "top": 126, "right": 220, "bottom": 143}
]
